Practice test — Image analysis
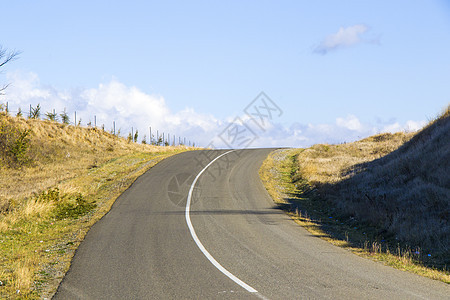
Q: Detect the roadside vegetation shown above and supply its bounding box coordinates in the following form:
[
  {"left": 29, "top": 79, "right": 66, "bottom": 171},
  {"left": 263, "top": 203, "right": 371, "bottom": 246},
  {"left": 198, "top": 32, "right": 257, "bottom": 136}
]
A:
[
  {"left": 260, "top": 106, "right": 449, "bottom": 283},
  {"left": 0, "top": 110, "right": 191, "bottom": 298}
]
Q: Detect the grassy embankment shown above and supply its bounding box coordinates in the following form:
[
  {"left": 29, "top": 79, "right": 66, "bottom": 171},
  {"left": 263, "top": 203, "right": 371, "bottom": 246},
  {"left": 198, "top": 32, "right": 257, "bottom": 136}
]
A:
[
  {"left": 260, "top": 107, "right": 449, "bottom": 283},
  {"left": 0, "top": 112, "right": 190, "bottom": 298}
]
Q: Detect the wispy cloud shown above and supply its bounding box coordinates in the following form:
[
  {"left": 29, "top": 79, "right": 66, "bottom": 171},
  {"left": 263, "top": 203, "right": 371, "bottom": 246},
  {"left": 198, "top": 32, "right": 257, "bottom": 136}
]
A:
[
  {"left": 2, "top": 71, "right": 424, "bottom": 148},
  {"left": 314, "top": 24, "right": 377, "bottom": 55}
]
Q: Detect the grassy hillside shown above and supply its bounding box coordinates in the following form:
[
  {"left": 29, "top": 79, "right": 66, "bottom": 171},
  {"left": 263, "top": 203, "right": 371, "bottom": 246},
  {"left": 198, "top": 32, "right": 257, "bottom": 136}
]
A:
[
  {"left": 260, "top": 106, "right": 449, "bottom": 282},
  {"left": 320, "top": 108, "right": 449, "bottom": 260},
  {"left": 0, "top": 112, "right": 190, "bottom": 298}
]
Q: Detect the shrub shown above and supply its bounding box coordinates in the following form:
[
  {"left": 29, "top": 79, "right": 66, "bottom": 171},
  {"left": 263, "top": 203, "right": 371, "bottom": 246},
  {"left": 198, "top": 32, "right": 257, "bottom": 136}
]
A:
[
  {"left": 34, "top": 188, "right": 61, "bottom": 203},
  {"left": 29, "top": 104, "right": 41, "bottom": 119},
  {"left": 53, "top": 193, "right": 96, "bottom": 220},
  {"left": 45, "top": 110, "right": 58, "bottom": 121},
  {"left": 0, "top": 115, "right": 31, "bottom": 168},
  {"left": 134, "top": 129, "right": 139, "bottom": 143},
  {"left": 60, "top": 108, "right": 69, "bottom": 124},
  {"left": 33, "top": 188, "right": 96, "bottom": 220}
]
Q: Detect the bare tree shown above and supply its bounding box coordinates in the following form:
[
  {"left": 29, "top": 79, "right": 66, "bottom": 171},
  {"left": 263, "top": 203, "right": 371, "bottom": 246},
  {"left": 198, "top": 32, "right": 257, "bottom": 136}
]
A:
[{"left": 0, "top": 46, "right": 21, "bottom": 95}]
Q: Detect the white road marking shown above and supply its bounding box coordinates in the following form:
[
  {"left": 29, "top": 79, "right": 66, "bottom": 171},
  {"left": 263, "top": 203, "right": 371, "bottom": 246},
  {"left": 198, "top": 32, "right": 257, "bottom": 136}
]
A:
[{"left": 185, "top": 150, "right": 259, "bottom": 294}]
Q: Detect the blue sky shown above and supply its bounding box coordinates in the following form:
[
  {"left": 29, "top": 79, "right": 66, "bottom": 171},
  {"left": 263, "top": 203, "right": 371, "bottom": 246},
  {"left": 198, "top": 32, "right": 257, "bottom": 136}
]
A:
[{"left": 1, "top": 1, "right": 449, "bottom": 147}]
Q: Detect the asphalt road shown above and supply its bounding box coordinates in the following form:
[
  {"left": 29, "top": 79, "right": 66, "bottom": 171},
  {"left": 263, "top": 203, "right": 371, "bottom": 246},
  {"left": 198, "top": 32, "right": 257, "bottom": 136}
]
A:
[{"left": 54, "top": 149, "right": 449, "bottom": 299}]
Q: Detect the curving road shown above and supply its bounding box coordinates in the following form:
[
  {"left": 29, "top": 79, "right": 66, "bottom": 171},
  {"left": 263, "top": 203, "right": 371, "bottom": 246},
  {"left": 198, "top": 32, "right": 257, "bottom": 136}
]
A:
[{"left": 54, "top": 149, "right": 449, "bottom": 299}]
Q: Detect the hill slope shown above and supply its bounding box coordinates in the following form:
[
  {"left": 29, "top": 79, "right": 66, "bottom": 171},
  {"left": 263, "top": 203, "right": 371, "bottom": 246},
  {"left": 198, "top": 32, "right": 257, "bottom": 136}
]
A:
[
  {"left": 261, "top": 106, "right": 449, "bottom": 281},
  {"left": 322, "top": 108, "right": 449, "bottom": 260},
  {"left": 0, "top": 112, "right": 189, "bottom": 298},
  {"left": 1, "top": 112, "right": 179, "bottom": 200}
]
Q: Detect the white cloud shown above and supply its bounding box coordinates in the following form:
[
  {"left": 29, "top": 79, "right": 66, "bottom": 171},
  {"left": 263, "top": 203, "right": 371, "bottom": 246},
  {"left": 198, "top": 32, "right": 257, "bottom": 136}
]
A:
[
  {"left": 405, "top": 120, "right": 427, "bottom": 132},
  {"left": 81, "top": 80, "right": 170, "bottom": 130},
  {"left": 380, "top": 120, "right": 426, "bottom": 134},
  {"left": 381, "top": 122, "right": 402, "bottom": 133},
  {"left": 244, "top": 115, "right": 425, "bottom": 148},
  {"left": 336, "top": 114, "right": 363, "bottom": 131},
  {"left": 3, "top": 71, "right": 221, "bottom": 146},
  {"left": 314, "top": 24, "right": 376, "bottom": 54},
  {"left": 1, "top": 71, "right": 426, "bottom": 148}
]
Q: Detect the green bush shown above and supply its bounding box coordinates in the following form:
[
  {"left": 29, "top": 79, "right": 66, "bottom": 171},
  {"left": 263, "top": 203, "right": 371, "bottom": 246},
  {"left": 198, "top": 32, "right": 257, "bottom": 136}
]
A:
[
  {"left": 0, "top": 115, "right": 31, "bottom": 168},
  {"left": 60, "top": 108, "right": 69, "bottom": 124},
  {"left": 45, "top": 110, "right": 58, "bottom": 121},
  {"left": 33, "top": 188, "right": 97, "bottom": 220},
  {"left": 53, "top": 193, "right": 96, "bottom": 220},
  {"left": 34, "top": 188, "right": 61, "bottom": 203},
  {"left": 29, "top": 104, "right": 41, "bottom": 119}
]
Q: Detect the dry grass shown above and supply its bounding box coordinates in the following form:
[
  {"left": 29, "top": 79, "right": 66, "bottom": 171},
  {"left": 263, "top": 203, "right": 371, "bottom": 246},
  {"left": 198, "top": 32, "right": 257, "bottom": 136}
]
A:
[
  {"left": 293, "top": 132, "right": 413, "bottom": 184},
  {"left": 0, "top": 112, "right": 192, "bottom": 298},
  {"left": 0, "top": 114, "right": 179, "bottom": 200},
  {"left": 15, "top": 262, "right": 32, "bottom": 291},
  {"left": 260, "top": 106, "right": 450, "bottom": 283}
]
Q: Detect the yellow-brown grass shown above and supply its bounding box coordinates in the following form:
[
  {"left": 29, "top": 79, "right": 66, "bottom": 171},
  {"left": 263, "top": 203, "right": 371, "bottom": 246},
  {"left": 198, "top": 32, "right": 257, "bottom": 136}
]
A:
[
  {"left": 260, "top": 106, "right": 450, "bottom": 283},
  {"left": 293, "top": 132, "right": 413, "bottom": 184},
  {"left": 0, "top": 112, "right": 192, "bottom": 298},
  {"left": 1, "top": 114, "right": 179, "bottom": 200}
]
